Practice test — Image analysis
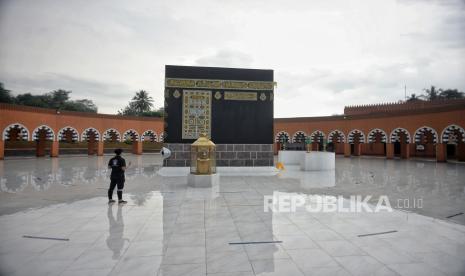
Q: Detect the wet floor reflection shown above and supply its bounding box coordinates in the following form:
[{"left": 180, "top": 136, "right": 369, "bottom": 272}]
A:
[
  {"left": 1, "top": 155, "right": 465, "bottom": 275},
  {"left": 107, "top": 204, "right": 128, "bottom": 260},
  {"left": 0, "top": 155, "right": 464, "bottom": 222},
  {"left": 0, "top": 155, "right": 160, "bottom": 193},
  {"left": 277, "top": 167, "right": 336, "bottom": 188},
  {"left": 321, "top": 157, "right": 465, "bottom": 223}
]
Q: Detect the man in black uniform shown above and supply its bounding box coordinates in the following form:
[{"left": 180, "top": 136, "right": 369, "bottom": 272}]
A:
[{"left": 108, "top": 148, "right": 129, "bottom": 204}]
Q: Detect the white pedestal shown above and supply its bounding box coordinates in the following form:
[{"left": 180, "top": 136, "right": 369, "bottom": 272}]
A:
[
  {"left": 278, "top": 151, "right": 305, "bottom": 165},
  {"left": 187, "top": 173, "right": 220, "bottom": 188},
  {"left": 158, "top": 167, "right": 278, "bottom": 177},
  {"left": 300, "top": 152, "right": 335, "bottom": 171}
]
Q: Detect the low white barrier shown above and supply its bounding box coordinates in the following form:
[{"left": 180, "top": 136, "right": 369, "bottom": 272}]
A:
[
  {"left": 278, "top": 150, "right": 335, "bottom": 171},
  {"left": 277, "top": 150, "right": 305, "bottom": 165}
]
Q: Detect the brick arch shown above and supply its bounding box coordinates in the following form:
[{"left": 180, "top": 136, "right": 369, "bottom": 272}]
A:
[
  {"left": 292, "top": 131, "right": 307, "bottom": 143},
  {"left": 81, "top": 127, "right": 100, "bottom": 142},
  {"left": 441, "top": 124, "right": 465, "bottom": 143},
  {"left": 327, "top": 129, "right": 346, "bottom": 143},
  {"left": 141, "top": 130, "right": 158, "bottom": 142},
  {"left": 2, "top": 123, "right": 30, "bottom": 141},
  {"left": 103, "top": 128, "right": 121, "bottom": 142},
  {"left": 123, "top": 129, "right": 140, "bottom": 141},
  {"left": 32, "top": 125, "right": 55, "bottom": 141},
  {"left": 348, "top": 129, "right": 365, "bottom": 144},
  {"left": 390, "top": 128, "right": 411, "bottom": 143},
  {"left": 275, "top": 131, "right": 290, "bottom": 143},
  {"left": 414, "top": 126, "right": 438, "bottom": 144},
  {"left": 367, "top": 128, "right": 387, "bottom": 143},
  {"left": 310, "top": 130, "right": 326, "bottom": 143},
  {"left": 57, "top": 126, "right": 79, "bottom": 142}
]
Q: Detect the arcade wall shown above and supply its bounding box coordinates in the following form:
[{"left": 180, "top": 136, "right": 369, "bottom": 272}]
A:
[
  {"left": 274, "top": 105, "right": 465, "bottom": 162},
  {"left": 2, "top": 102, "right": 465, "bottom": 162},
  {"left": 0, "top": 103, "right": 164, "bottom": 158}
]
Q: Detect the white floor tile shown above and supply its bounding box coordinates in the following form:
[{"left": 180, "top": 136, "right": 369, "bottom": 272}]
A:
[{"left": 251, "top": 259, "right": 304, "bottom": 276}]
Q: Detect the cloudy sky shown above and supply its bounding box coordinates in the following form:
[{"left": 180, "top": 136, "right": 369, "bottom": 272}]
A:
[{"left": 0, "top": 0, "right": 464, "bottom": 117}]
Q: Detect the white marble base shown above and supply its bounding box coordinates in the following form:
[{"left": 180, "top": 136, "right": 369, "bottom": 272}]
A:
[
  {"left": 278, "top": 150, "right": 305, "bottom": 165},
  {"left": 158, "top": 166, "right": 278, "bottom": 177},
  {"left": 217, "top": 166, "right": 278, "bottom": 176},
  {"left": 157, "top": 167, "right": 190, "bottom": 177},
  {"left": 187, "top": 173, "right": 220, "bottom": 188},
  {"left": 278, "top": 150, "right": 335, "bottom": 171},
  {"left": 300, "top": 151, "right": 335, "bottom": 171}
]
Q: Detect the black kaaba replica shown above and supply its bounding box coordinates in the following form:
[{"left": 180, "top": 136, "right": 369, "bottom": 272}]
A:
[{"left": 163, "top": 65, "right": 275, "bottom": 167}]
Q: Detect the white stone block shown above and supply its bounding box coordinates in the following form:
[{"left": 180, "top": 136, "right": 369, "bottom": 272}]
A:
[
  {"left": 278, "top": 150, "right": 305, "bottom": 165},
  {"left": 187, "top": 173, "right": 220, "bottom": 188},
  {"left": 300, "top": 152, "right": 335, "bottom": 171},
  {"left": 158, "top": 166, "right": 278, "bottom": 177}
]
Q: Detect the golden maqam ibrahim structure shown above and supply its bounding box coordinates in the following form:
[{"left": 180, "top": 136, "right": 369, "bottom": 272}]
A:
[{"left": 190, "top": 134, "right": 216, "bottom": 175}]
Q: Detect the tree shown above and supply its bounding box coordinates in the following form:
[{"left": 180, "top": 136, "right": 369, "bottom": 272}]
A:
[
  {"left": 406, "top": 93, "right": 424, "bottom": 102},
  {"left": 119, "top": 90, "right": 162, "bottom": 117},
  {"left": 439, "top": 89, "right": 464, "bottom": 99},
  {"left": 63, "top": 99, "right": 98, "bottom": 113},
  {"left": 131, "top": 90, "right": 153, "bottom": 113},
  {"left": 423, "top": 86, "right": 441, "bottom": 100},
  {"left": 141, "top": 107, "right": 164, "bottom": 117},
  {"left": 48, "top": 89, "right": 71, "bottom": 109},
  {"left": 402, "top": 85, "right": 465, "bottom": 102},
  {"left": 15, "top": 93, "right": 51, "bottom": 107},
  {"left": 4, "top": 85, "right": 97, "bottom": 112},
  {"left": 0, "top": 82, "right": 14, "bottom": 103},
  {"left": 118, "top": 101, "right": 138, "bottom": 116}
]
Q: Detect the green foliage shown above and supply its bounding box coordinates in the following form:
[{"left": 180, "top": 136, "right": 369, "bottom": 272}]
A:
[
  {"left": 118, "top": 101, "right": 138, "bottom": 116},
  {"left": 439, "top": 89, "right": 464, "bottom": 99},
  {"left": 406, "top": 93, "right": 425, "bottom": 102},
  {"left": 423, "top": 86, "right": 441, "bottom": 100},
  {"left": 62, "top": 99, "right": 98, "bottom": 113},
  {"left": 141, "top": 107, "right": 164, "bottom": 117},
  {"left": 14, "top": 93, "right": 51, "bottom": 107},
  {"left": 49, "top": 89, "right": 71, "bottom": 109},
  {"left": 131, "top": 90, "right": 153, "bottom": 113},
  {"left": 0, "top": 82, "right": 14, "bottom": 103},
  {"left": 407, "top": 86, "right": 464, "bottom": 101},
  {"left": 118, "top": 90, "right": 163, "bottom": 117},
  {"left": 0, "top": 82, "right": 97, "bottom": 112}
]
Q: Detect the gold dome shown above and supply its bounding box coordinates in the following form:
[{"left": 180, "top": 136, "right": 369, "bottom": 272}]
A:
[{"left": 192, "top": 133, "right": 215, "bottom": 147}]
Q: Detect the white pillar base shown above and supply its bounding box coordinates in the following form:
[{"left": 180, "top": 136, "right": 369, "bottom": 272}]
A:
[
  {"left": 278, "top": 150, "right": 305, "bottom": 165},
  {"left": 187, "top": 173, "right": 220, "bottom": 188},
  {"left": 300, "top": 152, "right": 335, "bottom": 171}
]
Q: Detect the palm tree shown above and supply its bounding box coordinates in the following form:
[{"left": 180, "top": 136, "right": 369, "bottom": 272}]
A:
[{"left": 131, "top": 90, "right": 153, "bottom": 113}]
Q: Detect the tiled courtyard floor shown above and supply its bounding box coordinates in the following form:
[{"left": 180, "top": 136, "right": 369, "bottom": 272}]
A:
[{"left": 0, "top": 154, "right": 464, "bottom": 275}]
